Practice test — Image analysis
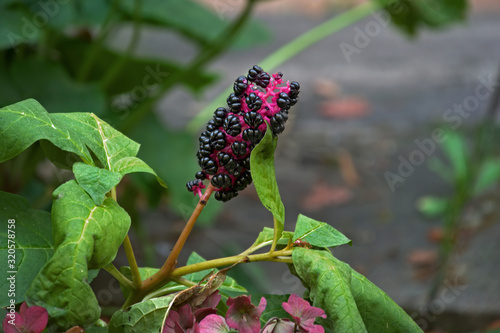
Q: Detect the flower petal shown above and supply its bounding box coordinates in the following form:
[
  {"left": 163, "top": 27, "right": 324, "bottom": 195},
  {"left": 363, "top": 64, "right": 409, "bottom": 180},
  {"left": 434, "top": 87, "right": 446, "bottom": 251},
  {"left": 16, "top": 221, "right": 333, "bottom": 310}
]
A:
[
  {"left": 2, "top": 310, "right": 25, "bottom": 333},
  {"left": 282, "top": 294, "right": 326, "bottom": 327},
  {"left": 199, "top": 314, "right": 230, "bottom": 333},
  {"left": 22, "top": 305, "right": 48, "bottom": 333}
]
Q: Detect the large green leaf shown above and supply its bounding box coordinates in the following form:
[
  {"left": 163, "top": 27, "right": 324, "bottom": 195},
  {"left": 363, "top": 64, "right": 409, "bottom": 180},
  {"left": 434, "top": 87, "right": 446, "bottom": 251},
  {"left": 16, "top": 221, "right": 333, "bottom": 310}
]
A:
[
  {"left": 293, "top": 248, "right": 423, "bottom": 333},
  {"left": 0, "top": 99, "right": 138, "bottom": 168},
  {"left": 113, "top": 156, "right": 167, "bottom": 188},
  {"left": 250, "top": 127, "right": 285, "bottom": 241},
  {"left": 293, "top": 248, "right": 367, "bottom": 332},
  {"left": 73, "top": 162, "right": 122, "bottom": 205},
  {"left": 117, "top": 0, "right": 270, "bottom": 49},
  {"left": 3, "top": 57, "right": 106, "bottom": 115},
  {"left": 379, "top": 0, "right": 468, "bottom": 36},
  {"left": 57, "top": 39, "right": 217, "bottom": 95},
  {"left": 109, "top": 295, "right": 176, "bottom": 333},
  {"left": 26, "top": 180, "right": 131, "bottom": 329},
  {"left": 0, "top": 191, "right": 53, "bottom": 307},
  {"left": 350, "top": 270, "right": 423, "bottom": 332},
  {"left": 293, "top": 214, "right": 352, "bottom": 248}
]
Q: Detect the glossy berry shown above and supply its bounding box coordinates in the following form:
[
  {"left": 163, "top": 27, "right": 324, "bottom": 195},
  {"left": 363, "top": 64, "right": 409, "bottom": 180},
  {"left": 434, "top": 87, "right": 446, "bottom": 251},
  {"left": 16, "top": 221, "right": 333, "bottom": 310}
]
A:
[
  {"left": 227, "top": 93, "right": 242, "bottom": 112},
  {"left": 243, "top": 111, "right": 263, "bottom": 128},
  {"left": 242, "top": 128, "right": 264, "bottom": 146},
  {"left": 188, "top": 65, "right": 299, "bottom": 202},
  {"left": 223, "top": 114, "right": 242, "bottom": 137},
  {"left": 211, "top": 173, "right": 232, "bottom": 189},
  {"left": 245, "top": 93, "right": 262, "bottom": 111},
  {"left": 210, "top": 130, "right": 226, "bottom": 150},
  {"left": 233, "top": 76, "right": 248, "bottom": 96},
  {"left": 231, "top": 141, "right": 247, "bottom": 156},
  {"left": 213, "top": 107, "right": 228, "bottom": 126}
]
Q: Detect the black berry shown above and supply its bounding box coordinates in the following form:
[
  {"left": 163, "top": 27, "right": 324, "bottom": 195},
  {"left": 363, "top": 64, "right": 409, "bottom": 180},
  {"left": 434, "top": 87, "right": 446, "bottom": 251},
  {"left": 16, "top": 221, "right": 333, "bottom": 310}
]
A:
[
  {"left": 227, "top": 93, "right": 242, "bottom": 112},
  {"left": 210, "top": 130, "right": 226, "bottom": 150},
  {"left": 211, "top": 173, "right": 232, "bottom": 189},
  {"left": 242, "top": 128, "right": 264, "bottom": 146},
  {"left": 223, "top": 114, "right": 242, "bottom": 137},
  {"left": 233, "top": 76, "right": 248, "bottom": 96},
  {"left": 195, "top": 171, "right": 206, "bottom": 180},
  {"left": 234, "top": 171, "right": 252, "bottom": 191},
  {"left": 199, "top": 157, "right": 217, "bottom": 175},
  {"left": 231, "top": 141, "right": 247, "bottom": 156},
  {"left": 245, "top": 93, "right": 262, "bottom": 111},
  {"left": 186, "top": 179, "right": 201, "bottom": 192},
  {"left": 213, "top": 107, "right": 228, "bottom": 126},
  {"left": 243, "top": 111, "right": 263, "bottom": 128}
]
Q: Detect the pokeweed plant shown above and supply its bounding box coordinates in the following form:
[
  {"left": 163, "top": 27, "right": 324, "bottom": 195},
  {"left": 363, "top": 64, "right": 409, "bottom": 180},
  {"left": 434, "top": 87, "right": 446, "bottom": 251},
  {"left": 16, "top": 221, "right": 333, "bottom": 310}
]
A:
[{"left": 0, "top": 65, "right": 423, "bottom": 333}]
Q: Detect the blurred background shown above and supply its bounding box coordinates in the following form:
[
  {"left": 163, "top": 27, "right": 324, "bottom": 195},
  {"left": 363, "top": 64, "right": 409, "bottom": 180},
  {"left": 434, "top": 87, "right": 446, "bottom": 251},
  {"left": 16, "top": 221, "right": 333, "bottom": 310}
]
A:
[{"left": 1, "top": 0, "right": 499, "bottom": 331}]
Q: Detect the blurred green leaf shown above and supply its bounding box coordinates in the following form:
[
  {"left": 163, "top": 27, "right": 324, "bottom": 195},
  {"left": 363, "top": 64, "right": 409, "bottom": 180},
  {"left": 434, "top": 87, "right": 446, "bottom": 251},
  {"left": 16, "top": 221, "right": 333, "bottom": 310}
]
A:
[
  {"left": 378, "top": 0, "right": 468, "bottom": 36},
  {"left": 427, "top": 156, "right": 453, "bottom": 184},
  {"left": 417, "top": 196, "right": 449, "bottom": 218},
  {"left": 117, "top": 0, "right": 270, "bottom": 49},
  {"left": 0, "top": 191, "right": 53, "bottom": 307},
  {"left": 473, "top": 158, "right": 500, "bottom": 195},
  {"left": 3, "top": 57, "right": 106, "bottom": 115},
  {"left": 293, "top": 214, "right": 352, "bottom": 248},
  {"left": 0, "top": 6, "right": 40, "bottom": 50},
  {"left": 58, "top": 38, "right": 217, "bottom": 95},
  {"left": 441, "top": 128, "right": 468, "bottom": 183}
]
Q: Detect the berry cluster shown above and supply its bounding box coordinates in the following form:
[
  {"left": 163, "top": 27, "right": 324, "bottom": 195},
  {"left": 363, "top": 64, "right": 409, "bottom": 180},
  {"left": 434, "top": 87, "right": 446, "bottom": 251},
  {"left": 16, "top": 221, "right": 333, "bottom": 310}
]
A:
[{"left": 187, "top": 65, "right": 300, "bottom": 202}]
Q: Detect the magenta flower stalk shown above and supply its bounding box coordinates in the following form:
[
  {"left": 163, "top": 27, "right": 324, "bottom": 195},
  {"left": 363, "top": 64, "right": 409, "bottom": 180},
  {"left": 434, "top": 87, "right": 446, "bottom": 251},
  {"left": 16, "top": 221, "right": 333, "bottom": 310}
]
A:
[{"left": 187, "top": 65, "right": 300, "bottom": 202}]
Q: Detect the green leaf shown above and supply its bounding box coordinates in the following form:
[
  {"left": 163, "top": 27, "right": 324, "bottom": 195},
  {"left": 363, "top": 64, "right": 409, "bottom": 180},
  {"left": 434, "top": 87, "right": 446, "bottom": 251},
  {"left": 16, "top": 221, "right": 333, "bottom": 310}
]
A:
[
  {"left": 416, "top": 196, "right": 449, "bottom": 218},
  {"left": 2, "top": 57, "right": 106, "bottom": 115},
  {"left": 0, "top": 7, "right": 40, "bottom": 50},
  {"left": 0, "top": 99, "right": 139, "bottom": 169},
  {"left": 378, "top": 0, "right": 468, "bottom": 36},
  {"left": 57, "top": 39, "right": 217, "bottom": 95},
  {"left": 258, "top": 294, "right": 291, "bottom": 325},
  {"left": 427, "top": 156, "right": 453, "bottom": 183},
  {"left": 109, "top": 296, "right": 175, "bottom": 333},
  {"left": 250, "top": 126, "right": 285, "bottom": 241},
  {"left": 350, "top": 269, "right": 423, "bottom": 332},
  {"left": 251, "top": 227, "right": 294, "bottom": 249},
  {"left": 292, "top": 248, "right": 367, "bottom": 332},
  {"left": 473, "top": 158, "right": 500, "bottom": 195},
  {"left": 26, "top": 180, "right": 131, "bottom": 329},
  {"left": 440, "top": 128, "right": 468, "bottom": 182},
  {"left": 0, "top": 191, "right": 53, "bottom": 307},
  {"left": 293, "top": 214, "right": 352, "bottom": 248},
  {"left": 184, "top": 252, "right": 247, "bottom": 295},
  {"left": 117, "top": 0, "right": 270, "bottom": 49},
  {"left": 113, "top": 156, "right": 167, "bottom": 188},
  {"left": 73, "top": 162, "right": 122, "bottom": 205}
]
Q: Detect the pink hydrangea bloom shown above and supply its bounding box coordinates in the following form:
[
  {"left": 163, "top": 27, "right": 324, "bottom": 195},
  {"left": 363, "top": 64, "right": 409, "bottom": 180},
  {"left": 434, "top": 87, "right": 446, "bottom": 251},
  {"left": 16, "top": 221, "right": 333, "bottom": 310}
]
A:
[
  {"left": 225, "top": 295, "right": 266, "bottom": 333},
  {"left": 2, "top": 302, "right": 48, "bottom": 333}
]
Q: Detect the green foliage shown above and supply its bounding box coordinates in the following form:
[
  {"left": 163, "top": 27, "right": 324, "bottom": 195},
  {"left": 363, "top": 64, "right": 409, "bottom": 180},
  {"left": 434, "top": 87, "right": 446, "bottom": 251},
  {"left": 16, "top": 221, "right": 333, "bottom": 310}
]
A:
[
  {"left": 251, "top": 227, "right": 294, "bottom": 248},
  {"left": 250, "top": 127, "right": 285, "bottom": 241},
  {"left": 293, "top": 214, "right": 352, "bottom": 248},
  {"left": 26, "top": 180, "right": 131, "bottom": 329},
  {"left": 378, "top": 0, "right": 468, "bottom": 35},
  {"left": 108, "top": 295, "right": 176, "bottom": 333},
  {"left": 292, "top": 248, "right": 423, "bottom": 333},
  {"left": 0, "top": 191, "right": 53, "bottom": 307}
]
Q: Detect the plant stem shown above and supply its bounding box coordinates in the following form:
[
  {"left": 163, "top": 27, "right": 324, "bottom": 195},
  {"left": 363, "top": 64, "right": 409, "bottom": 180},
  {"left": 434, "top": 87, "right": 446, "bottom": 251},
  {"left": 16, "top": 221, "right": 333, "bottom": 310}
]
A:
[
  {"left": 118, "top": 0, "right": 257, "bottom": 133},
  {"left": 270, "top": 217, "right": 279, "bottom": 253},
  {"left": 170, "top": 249, "right": 293, "bottom": 278},
  {"left": 186, "top": 0, "right": 383, "bottom": 133},
  {"left": 103, "top": 264, "right": 135, "bottom": 290},
  {"left": 123, "top": 235, "right": 143, "bottom": 289}
]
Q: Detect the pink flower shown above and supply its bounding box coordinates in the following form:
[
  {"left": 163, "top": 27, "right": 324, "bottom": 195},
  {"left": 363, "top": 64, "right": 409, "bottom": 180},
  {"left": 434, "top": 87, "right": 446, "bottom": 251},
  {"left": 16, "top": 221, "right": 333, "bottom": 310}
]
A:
[
  {"left": 198, "top": 314, "right": 231, "bottom": 333},
  {"left": 281, "top": 294, "right": 326, "bottom": 333},
  {"left": 2, "top": 302, "right": 48, "bottom": 333},
  {"left": 225, "top": 295, "right": 266, "bottom": 333}
]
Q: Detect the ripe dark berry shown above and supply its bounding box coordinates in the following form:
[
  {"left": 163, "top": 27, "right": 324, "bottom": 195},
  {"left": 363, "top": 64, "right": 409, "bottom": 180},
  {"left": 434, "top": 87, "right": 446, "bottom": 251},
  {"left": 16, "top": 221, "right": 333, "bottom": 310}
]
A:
[
  {"left": 186, "top": 179, "right": 201, "bottom": 192},
  {"left": 196, "top": 149, "right": 212, "bottom": 159},
  {"left": 233, "top": 76, "right": 248, "bottom": 96},
  {"left": 213, "top": 107, "right": 228, "bottom": 126},
  {"left": 247, "top": 65, "right": 270, "bottom": 88},
  {"left": 234, "top": 171, "right": 252, "bottom": 191},
  {"left": 231, "top": 141, "right": 247, "bottom": 156},
  {"left": 227, "top": 93, "right": 242, "bottom": 112},
  {"left": 242, "top": 128, "right": 264, "bottom": 146},
  {"left": 206, "top": 119, "right": 218, "bottom": 132},
  {"left": 227, "top": 163, "right": 243, "bottom": 176},
  {"left": 211, "top": 173, "right": 232, "bottom": 189},
  {"left": 199, "top": 143, "right": 213, "bottom": 153},
  {"left": 214, "top": 190, "right": 238, "bottom": 202},
  {"left": 241, "top": 156, "right": 251, "bottom": 169},
  {"left": 289, "top": 81, "right": 300, "bottom": 98},
  {"left": 195, "top": 171, "right": 206, "bottom": 180},
  {"left": 247, "top": 65, "right": 263, "bottom": 80},
  {"left": 245, "top": 93, "right": 262, "bottom": 111},
  {"left": 277, "top": 92, "right": 290, "bottom": 109},
  {"left": 270, "top": 114, "right": 285, "bottom": 135},
  {"left": 223, "top": 114, "right": 242, "bottom": 137},
  {"left": 199, "top": 135, "right": 211, "bottom": 146},
  {"left": 210, "top": 130, "right": 226, "bottom": 150},
  {"left": 199, "top": 157, "right": 217, "bottom": 175},
  {"left": 243, "top": 111, "right": 263, "bottom": 128}
]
